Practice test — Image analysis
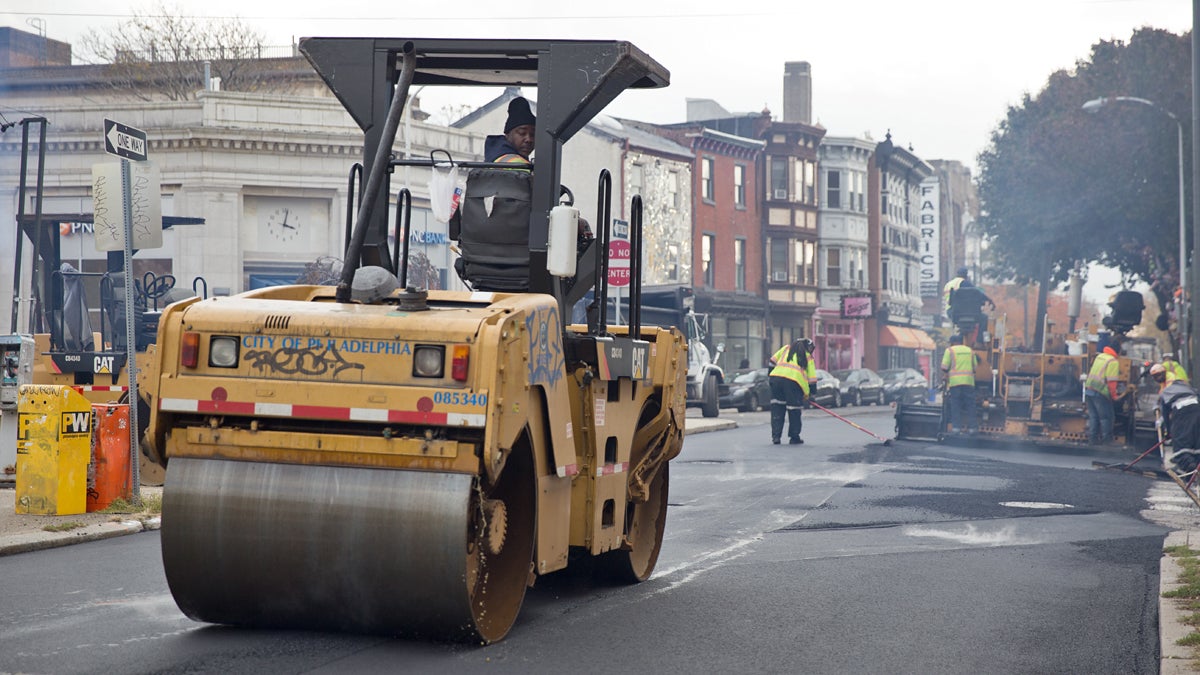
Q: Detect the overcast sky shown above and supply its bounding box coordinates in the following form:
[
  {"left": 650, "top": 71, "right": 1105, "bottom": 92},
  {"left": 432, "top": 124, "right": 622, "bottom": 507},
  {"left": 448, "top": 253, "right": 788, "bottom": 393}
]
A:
[{"left": 5, "top": 0, "right": 1190, "bottom": 169}]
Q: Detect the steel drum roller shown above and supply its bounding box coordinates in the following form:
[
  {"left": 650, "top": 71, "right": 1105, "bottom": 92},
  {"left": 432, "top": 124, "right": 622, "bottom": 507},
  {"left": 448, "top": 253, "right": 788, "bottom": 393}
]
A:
[{"left": 161, "top": 456, "right": 533, "bottom": 641}]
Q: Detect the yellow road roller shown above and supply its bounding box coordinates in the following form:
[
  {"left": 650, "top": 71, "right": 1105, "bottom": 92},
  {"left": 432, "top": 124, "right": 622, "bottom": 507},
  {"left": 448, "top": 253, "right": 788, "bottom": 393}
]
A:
[{"left": 138, "top": 37, "right": 687, "bottom": 643}]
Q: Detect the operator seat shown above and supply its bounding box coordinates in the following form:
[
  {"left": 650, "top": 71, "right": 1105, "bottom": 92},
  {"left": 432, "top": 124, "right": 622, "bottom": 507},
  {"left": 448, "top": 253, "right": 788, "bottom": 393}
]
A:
[{"left": 451, "top": 168, "right": 533, "bottom": 292}]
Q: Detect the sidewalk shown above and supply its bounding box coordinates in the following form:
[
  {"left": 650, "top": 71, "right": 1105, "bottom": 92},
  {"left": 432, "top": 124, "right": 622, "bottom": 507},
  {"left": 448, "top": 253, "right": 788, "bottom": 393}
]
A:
[{"left": 0, "top": 486, "right": 161, "bottom": 556}]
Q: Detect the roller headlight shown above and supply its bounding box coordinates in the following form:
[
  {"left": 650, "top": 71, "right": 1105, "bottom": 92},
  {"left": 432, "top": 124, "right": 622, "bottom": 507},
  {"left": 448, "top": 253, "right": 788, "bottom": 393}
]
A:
[
  {"left": 209, "top": 335, "right": 239, "bottom": 368},
  {"left": 413, "top": 345, "right": 445, "bottom": 378}
]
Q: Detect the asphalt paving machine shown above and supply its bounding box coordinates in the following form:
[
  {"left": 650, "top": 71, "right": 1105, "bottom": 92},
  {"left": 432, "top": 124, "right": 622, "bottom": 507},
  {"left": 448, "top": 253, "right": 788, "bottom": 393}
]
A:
[
  {"left": 895, "top": 286, "right": 1149, "bottom": 449},
  {"left": 137, "top": 38, "right": 687, "bottom": 642}
]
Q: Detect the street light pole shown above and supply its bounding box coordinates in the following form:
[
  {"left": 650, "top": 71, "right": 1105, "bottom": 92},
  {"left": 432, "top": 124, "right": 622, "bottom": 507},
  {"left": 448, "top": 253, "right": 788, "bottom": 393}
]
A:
[{"left": 1082, "top": 96, "right": 1188, "bottom": 367}]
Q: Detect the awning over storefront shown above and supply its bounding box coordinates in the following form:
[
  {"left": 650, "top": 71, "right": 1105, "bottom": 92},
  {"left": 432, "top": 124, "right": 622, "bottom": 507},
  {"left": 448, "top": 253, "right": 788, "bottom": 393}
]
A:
[{"left": 879, "top": 325, "right": 936, "bottom": 351}]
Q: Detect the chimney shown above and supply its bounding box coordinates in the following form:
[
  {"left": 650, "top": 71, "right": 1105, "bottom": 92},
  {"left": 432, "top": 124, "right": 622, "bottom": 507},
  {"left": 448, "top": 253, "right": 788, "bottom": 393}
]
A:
[{"left": 782, "top": 61, "right": 811, "bottom": 124}]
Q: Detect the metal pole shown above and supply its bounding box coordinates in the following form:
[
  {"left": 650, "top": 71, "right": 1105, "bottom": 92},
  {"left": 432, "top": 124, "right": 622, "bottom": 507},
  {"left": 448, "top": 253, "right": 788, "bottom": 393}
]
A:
[
  {"left": 121, "top": 159, "right": 140, "bottom": 496},
  {"left": 1177, "top": 118, "right": 1188, "bottom": 371},
  {"left": 1192, "top": 0, "right": 1200, "bottom": 382}
]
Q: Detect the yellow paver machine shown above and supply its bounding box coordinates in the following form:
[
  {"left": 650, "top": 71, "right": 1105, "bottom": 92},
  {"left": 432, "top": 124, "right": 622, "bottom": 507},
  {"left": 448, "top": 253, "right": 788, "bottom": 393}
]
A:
[
  {"left": 895, "top": 288, "right": 1152, "bottom": 450},
  {"left": 138, "top": 38, "right": 688, "bottom": 642}
]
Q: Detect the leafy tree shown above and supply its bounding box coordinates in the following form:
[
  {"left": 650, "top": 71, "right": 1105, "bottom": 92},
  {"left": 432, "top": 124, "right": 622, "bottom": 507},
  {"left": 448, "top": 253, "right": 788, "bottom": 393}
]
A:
[
  {"left": 77, "top": 1, "right": 278, "bottom": 101},
  {"left": 977, "top": 28, "right": 1191, "bottom": 346},
  {"left": 406, "top": 251, "right": 442, "bottom": 291}
]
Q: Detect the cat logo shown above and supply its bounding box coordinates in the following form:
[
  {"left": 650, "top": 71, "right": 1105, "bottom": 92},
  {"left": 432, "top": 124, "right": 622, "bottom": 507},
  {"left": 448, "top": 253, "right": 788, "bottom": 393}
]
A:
[
  {"left": 631, "top": 344, "right": 647, "bottom": 380},
  {"left": 61, "top": 410, "right": 92, "bottom": 436},
  {"left": 94, "top": 355, "right": 115, "bottom": 374}
]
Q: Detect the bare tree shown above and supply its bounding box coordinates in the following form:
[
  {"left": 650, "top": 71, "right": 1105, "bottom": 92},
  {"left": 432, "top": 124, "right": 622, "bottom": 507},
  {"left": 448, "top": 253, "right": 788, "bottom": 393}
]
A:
[{"left": 77, "top": 1, "right": 280, "bottom": 101}]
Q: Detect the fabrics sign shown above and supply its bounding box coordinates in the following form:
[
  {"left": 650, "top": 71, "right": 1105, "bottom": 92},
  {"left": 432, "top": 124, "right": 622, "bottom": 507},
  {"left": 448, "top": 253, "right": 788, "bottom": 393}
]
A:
[{"left": 918, "top": 178, "right": 940, "bottom": 298}]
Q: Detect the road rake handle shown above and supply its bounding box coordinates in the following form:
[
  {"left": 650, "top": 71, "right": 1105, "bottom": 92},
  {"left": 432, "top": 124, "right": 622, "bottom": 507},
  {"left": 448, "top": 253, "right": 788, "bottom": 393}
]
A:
[{"left": 808, "top": 400, "right": 893, "bottom": 445}]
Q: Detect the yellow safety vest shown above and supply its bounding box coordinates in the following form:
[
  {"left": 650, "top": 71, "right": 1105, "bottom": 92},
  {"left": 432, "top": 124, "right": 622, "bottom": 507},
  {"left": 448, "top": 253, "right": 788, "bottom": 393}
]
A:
[
  {"left": 769, "top": 345, "right": 817, "bottom": 396},
  {"left": 943, "top": 277, "right": 965, "bottom": 314},
  {"left": 941, "top": 344, "right": 976, "bottom": 387},
  {"left": 1085, "top": 352, "right": 1119, "bottom": 397},
  {"left": 1165, "top": 359, "right": 1189, "bottom": 383},
  {"left": 495, "top": 153, "right": 532, "bottom": 168}
]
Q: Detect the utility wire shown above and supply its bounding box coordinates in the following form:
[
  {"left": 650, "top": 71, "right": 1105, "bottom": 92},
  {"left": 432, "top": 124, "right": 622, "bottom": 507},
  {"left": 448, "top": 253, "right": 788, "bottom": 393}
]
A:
[{"left": 3, "top": 10, "right": 765, "bottom": 21}]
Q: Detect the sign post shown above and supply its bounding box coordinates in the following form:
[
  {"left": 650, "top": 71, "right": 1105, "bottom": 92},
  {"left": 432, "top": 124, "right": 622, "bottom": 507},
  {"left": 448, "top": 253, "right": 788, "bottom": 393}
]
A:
[{"left": 100, "top": 118, "right": 150, "bottom": 497}]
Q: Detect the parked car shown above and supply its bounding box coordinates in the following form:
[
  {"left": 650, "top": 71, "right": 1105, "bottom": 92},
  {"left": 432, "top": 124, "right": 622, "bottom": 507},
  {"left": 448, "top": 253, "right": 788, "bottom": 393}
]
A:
[
  {"left": 832, "top": 368, "right": 885, "bottom": 406},
  {"left": 719, "top": 368, "right": 771, "bottom": 412},
  {"left": 808, "top": 369, "right": 842, "bottom": 408},
  {"left": 880, "top": 367, "right": 929, "bottom": 405}
]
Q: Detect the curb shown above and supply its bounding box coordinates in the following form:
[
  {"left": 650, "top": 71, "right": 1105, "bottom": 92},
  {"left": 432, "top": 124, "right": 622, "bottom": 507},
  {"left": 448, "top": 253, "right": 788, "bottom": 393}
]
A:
[
  {"left": 683, "top": 420, "right": 738, "bottom": 436},
  {"left": 0, "top": 515, "right": 161, "bottom": 557},
  {"left": 1161, "top": 530, "right": 1199, "bottom": 673}
]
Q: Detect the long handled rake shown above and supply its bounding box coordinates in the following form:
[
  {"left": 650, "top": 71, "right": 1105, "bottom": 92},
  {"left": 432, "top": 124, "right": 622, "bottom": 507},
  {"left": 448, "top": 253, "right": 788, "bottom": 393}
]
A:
[{"left": 808, "top": 400, "right": 894, "bottom": 446}]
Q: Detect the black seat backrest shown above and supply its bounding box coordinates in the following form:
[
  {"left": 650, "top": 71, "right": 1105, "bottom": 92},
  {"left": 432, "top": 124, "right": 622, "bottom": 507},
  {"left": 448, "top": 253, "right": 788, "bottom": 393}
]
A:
[{"left": 452, "top": 168, "right": 533, "bottom": 292}]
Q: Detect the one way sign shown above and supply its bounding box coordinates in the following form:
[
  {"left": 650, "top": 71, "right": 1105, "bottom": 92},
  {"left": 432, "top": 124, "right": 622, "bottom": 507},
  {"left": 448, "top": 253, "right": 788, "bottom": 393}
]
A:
[{"left": 103, "top": 118, "right": 148, "bottom": 161}]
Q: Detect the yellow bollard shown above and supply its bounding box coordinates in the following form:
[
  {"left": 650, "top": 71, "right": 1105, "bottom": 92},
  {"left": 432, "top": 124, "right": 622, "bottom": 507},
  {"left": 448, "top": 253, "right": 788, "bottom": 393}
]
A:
[{"left": 15, "top": 385, "right": 93, "bottom": 515}]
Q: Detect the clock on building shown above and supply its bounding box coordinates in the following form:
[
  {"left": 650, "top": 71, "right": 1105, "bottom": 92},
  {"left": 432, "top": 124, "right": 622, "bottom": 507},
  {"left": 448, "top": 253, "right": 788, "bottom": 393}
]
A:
[{"left": 265, "top": 206, "right": 301, "bottom": 243}]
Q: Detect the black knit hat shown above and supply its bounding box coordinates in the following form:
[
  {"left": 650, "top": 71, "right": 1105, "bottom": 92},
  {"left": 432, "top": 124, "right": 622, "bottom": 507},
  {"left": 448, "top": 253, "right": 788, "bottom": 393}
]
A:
[{"left": 504, "top": 97, "right": 536, "bottom": 133}]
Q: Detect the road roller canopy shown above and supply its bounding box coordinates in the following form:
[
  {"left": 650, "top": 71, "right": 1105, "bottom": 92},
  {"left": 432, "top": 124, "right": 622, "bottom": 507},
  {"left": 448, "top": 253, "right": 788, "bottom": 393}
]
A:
[
  {"left": 299, "top": 38, "right": 669, "bottom": 141},
  {"left": 298, "top": 37, "right": 670, "bottom": 304}
]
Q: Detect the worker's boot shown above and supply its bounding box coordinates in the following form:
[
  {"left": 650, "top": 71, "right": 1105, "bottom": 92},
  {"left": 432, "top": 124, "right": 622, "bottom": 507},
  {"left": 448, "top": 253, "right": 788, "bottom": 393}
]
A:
[{"left": 1169, "top": 449, "right": 1200, "bottom": 474}]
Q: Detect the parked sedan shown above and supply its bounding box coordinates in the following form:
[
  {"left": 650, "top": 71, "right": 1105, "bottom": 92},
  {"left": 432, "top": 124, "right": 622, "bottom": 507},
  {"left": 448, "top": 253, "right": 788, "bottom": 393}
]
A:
[
  {"left": 807, "top": 369, "right": 842, "bottom": 408},
  {"left": 719, "top": 368, "right": 771, "bottom": 412},
  {"left": 832, "top": 368, "right": 886, "bottom": 406},
  {"left": 880, "top": 367, "right": 929, "bottom": 405}
]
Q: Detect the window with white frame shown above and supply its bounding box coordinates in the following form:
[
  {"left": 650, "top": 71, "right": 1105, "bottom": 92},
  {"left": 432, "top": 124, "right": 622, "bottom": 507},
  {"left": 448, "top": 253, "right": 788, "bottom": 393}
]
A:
[
  {"left": 734, "top": 238, "right": 746, "bottom": 290},
  {"left": 702, "top": 233, "right": 715, "bottom": 286},
  {"left": 826, "top": 170, "right": 841, "bottom": 209},
  {"left": 794, "top": 239, "right": 816, "bottom": 286},
  {"left": 701, "top": 157, "right": 714, "bottom": 202},
  {"left": 770, "top": 238, "right": 789, "bottom": 283},
  {"left": 770, "top": 157, "right": 788, "bottom": 200},
  {"left": 827, "top": 247, "right": 841, "bottom": 286},
  {"left": 734, "top": 164, "right": 745, "bottom": 206}
]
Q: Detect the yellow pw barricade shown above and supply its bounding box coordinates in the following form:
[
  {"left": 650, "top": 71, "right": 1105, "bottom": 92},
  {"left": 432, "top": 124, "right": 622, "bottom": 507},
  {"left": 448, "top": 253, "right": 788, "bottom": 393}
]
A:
[{"left": 15, "top": 385, "right": 92, "bottom": 515}]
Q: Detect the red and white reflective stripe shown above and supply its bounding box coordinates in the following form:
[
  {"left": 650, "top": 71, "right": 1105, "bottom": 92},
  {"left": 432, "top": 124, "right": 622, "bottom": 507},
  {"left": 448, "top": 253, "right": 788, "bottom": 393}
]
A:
[
  {"left": 158, "top": 398, "right": 486, "bottom": 427},
  {"left": 595, "top": 462, "right": 628, "bottom": 477},
  {"left": 71, "top": 385, "right": 127, "bottom": 392},
  {"left": 556, "top": 463, "right": 579, "bottom": 478}
]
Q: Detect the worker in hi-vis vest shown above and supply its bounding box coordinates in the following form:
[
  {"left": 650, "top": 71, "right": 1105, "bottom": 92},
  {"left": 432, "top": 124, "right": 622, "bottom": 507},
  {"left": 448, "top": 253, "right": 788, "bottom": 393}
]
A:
[
  {"left": 768, "top": 338, "right": 817, "bottom": 446},
  {"left": 940, "top": 333, "right": 980, "bottom": 433},
  {"left": 1084, "top": 345, "right": 1123, "bottom": 445},
  {"left": 942, "top": 266, "right": 969, "bottom": 317}
]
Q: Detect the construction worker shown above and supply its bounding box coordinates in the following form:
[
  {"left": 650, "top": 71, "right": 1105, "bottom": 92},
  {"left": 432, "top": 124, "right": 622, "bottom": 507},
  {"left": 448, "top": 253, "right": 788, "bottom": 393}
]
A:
[
  {"left": 1163, "top": 353, "right": 1189, "bottom": 383},
  {"left": 942, "top": 266, "right": 969, "bottom": 317},
  {"left": 940, "top": 333, "right": 980, "bottom": 433},
  {"left": 1084, "top": 345, "right": 1122, "bottom": 445},
  {"left": 484, "top": 96, "right": 535, "bottom": 165},
  {"left": 1152, "top": 363, "right": 1200, "bottom": 473},
  {"left": 768, "top": 337, "right": 817, "bottom": 445}
]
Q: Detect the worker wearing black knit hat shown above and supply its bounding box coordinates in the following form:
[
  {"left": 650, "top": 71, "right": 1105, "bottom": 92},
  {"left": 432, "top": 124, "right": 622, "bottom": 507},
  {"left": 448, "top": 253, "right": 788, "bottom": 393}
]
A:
[{"left": 485, "top": 96, "right": 536, "bottom": 165}]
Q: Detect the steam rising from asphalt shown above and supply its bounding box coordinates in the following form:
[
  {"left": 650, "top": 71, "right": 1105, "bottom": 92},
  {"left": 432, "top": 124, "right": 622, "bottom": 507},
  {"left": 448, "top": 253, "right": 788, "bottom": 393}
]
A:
[{"left": 901, "top": 523, "right": 1042, "bottom": 547}]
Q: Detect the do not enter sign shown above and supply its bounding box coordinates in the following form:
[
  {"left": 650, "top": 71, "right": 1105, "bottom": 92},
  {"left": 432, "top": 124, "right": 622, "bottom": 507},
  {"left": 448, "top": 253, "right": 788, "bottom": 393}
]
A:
[{"left": 608, "top": 239, "right": 631, "bottom": 287}]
